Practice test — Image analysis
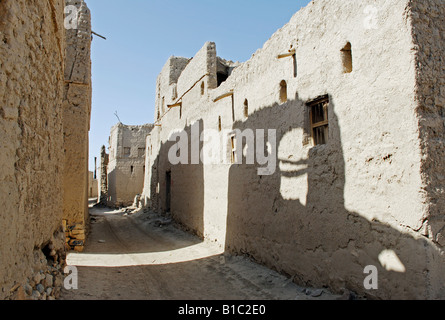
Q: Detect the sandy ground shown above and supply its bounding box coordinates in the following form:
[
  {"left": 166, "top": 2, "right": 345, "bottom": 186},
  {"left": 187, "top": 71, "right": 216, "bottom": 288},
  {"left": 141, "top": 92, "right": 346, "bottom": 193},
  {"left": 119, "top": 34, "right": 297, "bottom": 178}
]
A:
[{"left": 60, "top": 201, "right": 341, "bottom": 300}]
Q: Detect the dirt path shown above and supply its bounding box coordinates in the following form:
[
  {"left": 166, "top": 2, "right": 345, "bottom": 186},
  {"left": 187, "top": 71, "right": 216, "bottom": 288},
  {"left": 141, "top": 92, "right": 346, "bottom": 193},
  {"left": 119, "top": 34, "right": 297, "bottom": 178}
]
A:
[{"left": 60, "top": 205, "right": 340, "bottom": 300}]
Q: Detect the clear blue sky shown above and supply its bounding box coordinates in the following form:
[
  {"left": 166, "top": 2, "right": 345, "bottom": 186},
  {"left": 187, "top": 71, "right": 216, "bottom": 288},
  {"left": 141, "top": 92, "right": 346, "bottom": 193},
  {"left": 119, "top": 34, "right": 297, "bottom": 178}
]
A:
[{"left": 87, "top": 0, "right": 312, "bottom": 171}]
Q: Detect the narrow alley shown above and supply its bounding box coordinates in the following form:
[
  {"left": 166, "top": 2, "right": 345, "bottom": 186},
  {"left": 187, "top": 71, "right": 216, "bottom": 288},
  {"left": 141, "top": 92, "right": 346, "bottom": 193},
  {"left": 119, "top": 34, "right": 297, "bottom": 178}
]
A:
[{"left": 60, "top": 201, "right": 340, "bottom": 300}]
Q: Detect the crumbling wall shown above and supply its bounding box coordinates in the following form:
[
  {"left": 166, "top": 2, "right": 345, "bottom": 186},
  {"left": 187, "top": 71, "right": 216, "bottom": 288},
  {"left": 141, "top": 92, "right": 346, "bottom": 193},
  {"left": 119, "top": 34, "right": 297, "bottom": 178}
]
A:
[
  {"left": 145, "top": 0, "right": 445, "bottom": 299},
  {"left": 62, "top": 0, "right": 92, "bottom": 253},
  {"left": 107, "top": 123, "right": 153, "bottom": 207},
  {"left": 409, "top": 0, "right": 445, "bottom": 296},
  {"left": 88, "top": 171, "right": 98, "bottom": 198},
  {"left": 0, "top": 0, "right": 68, "bottom": 300},
  {"left": 98, "top": 145, "right": 109, "bottom": 205},
  {"left": 155, "top": 57, "right": 190, "bottom": 122}
]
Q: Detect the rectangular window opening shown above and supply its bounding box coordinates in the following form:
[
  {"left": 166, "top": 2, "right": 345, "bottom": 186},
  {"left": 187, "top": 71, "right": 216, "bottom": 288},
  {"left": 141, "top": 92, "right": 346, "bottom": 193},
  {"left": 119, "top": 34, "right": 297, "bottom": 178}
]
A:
[
  {"left": 230, "top": 136, "right": 237, "bottom": 164},
  {"left": 341, "top": 42, "right": 353, "bottom": 73},
  {"left": 308, "top": 96, "right": 329, "bottom": 146}
]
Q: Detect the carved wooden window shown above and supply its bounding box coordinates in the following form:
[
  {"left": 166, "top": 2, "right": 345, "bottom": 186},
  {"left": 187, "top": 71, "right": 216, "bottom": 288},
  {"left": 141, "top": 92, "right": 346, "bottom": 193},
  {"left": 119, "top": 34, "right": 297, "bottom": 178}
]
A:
[{"left": 308, "top": 96, "right": 329, "bottom": 146}]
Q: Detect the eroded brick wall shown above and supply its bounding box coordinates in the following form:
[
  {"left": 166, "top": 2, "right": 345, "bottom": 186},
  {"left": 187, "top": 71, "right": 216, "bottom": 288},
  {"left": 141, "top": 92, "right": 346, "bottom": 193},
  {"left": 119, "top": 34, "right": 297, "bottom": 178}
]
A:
[
  {"left": 410, "top": 0, "right": 445, "bottom": 297},
  {"left": 62, "top": 0, "right": 92, "bottom": 253},
  {"left": 0, "top": 0, "right": 67, "bottom": 300}
]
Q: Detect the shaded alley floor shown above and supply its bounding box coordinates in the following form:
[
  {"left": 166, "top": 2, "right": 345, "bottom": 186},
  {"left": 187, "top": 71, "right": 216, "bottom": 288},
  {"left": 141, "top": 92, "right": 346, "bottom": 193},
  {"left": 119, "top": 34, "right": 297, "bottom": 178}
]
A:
[{"left": 60, "top": 201, "right": 341, "bottom": 300}]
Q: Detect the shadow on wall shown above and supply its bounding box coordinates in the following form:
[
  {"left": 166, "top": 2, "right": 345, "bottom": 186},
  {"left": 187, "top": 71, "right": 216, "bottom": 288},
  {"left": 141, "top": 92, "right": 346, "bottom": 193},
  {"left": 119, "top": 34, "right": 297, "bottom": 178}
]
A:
[
  {"left": 224, "top": 93, "right": 445, "bottom": 299},
  {"left": 107, "top": 166, "right": 143, "bottom": 208},
  {"left": 149, "top": 119, "right": 205, "bottom": 239}
]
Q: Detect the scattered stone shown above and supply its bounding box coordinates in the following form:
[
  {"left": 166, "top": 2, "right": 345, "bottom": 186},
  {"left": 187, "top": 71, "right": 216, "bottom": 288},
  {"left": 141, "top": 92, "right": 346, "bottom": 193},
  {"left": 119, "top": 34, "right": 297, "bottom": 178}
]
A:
[
  {"left": 74, "top": 246, "right": 84, "bottom": 252},
  {"left": 9, "top": 283, "right": 20, "bottom": 293},
  {"left": 53, "top": 287, "right": 61, "bottom": 299},
  {"left": 36, "top": 284, "right": 45, "bottom": 294},
  {"left": 336, "top": 288, "right": 352, "bottom": 300},
  {"left": 24, "top": 283, "right": 33, "bottom": 296},
  {"left": 46, "top": 287, "right": 53, "bottom": 296},
  {"left": 311, "top": 289, "right": 324, "bottom": 298},
  {"left": 16, "top": 286, "right": 26, "bottom": 300},
  {"left": 44, "top": 274, "right": 54, "bottom": 287},
  {"left": 9, "top": 285, "right": 26, "bottom": 301},
  {"left": 32, "top": 290, "right": 41, "bottom": 300},
  {"left": 69, "top": 239, "right": 84, "bottom": 247},
  {"left": 33, "top": 273, "right": 44, "bottom": 284},
  {"left": 98, "top": 240, "right": 106, "bottom": 243},
  {"left": 54, "top": 275, "right": 63, "bottom": 288}
]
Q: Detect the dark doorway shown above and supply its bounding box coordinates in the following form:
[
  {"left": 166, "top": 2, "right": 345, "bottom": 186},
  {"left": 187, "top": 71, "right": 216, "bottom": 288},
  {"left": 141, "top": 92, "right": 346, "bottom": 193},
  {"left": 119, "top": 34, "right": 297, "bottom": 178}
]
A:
[
  {"left": 166, "top": 171, "right": 172, "bottom": 212},
  {"left": 217, "top": 72, "right": 229, "bottom": 87}
]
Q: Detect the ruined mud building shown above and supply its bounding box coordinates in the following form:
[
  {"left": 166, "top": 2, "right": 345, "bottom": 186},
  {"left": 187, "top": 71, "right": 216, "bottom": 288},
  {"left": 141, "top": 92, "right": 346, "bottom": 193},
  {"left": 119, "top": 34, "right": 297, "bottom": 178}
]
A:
[
  {"left": 88, "top": 171, "right": 98, "bottom": 199},
  {"left": 143, "top": 0, "right": 445, "bottom": 299},
  {"left": 0, "top": 0, "right": 92, "bottom": 299},
  {"left": 99, "top": 123, "right": 154, "bottom": 208},
  {"left": 1, "top": 0, "right": 444, "bottom": 301}
]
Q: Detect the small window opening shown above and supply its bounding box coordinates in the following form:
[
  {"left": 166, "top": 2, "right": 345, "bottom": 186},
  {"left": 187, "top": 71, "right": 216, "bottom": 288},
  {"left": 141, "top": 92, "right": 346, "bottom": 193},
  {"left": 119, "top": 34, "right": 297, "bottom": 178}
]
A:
[
  {"left": 231, "top": 95, "right": 235, "bottom": 122},
  {"left": 308, "top": 96, "right": 329, "bottom": 146},
  {"left": 230, "top": 136, "right": 237, "bottom": 164},
  {"left": 243, "top": 99, "right": 249, "bottom": 118},
  {"left": 341, "top": 42, "right": 353, "bottom": 73},
  {"left": 131, "top": 166, "right": 134, "bottom": 174},
  {"left": 217, "top": 72, "right": 229, "bottom": 87},
  {"left": 280, "top": 80, "right": 288, "bottom": 103},
  {"left": 172, "top": 85, "right": 178, "bottom": 100},
  {"left": 201, "top": 82, "right": 205, "bottom": 95},
  {"left": 218, "top": 116, "right": 222, "bottom": 132}
]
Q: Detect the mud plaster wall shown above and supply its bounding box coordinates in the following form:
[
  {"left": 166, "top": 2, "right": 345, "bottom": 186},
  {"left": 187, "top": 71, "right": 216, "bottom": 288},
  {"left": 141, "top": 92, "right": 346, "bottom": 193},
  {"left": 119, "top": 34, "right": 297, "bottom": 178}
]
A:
[
  {"left": 0, "top": 0, "right": 66, "bottom": 299},
  {"left": 145, "top": 0, "right": 445, "bottom": 299},
  {"left": 62, "top": 0, "right": 92, "bottom": 250},
  {"left": 107, "top": 124, "right": 153, "bottom": 207},
  {"left": 98, "top": 145, "right": 109, "bottom": 204},
  {"left": 88, "top": 171, "right": 98, "bottom": 198},
  {"left": 409, "top": 0, "right": 445, "bottom": 297}
]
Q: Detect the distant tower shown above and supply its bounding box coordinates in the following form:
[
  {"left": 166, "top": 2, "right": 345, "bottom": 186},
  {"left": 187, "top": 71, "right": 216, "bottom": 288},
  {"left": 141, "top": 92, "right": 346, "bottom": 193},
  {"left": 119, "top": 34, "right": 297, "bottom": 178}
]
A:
[{"left": 98, "top": 145, "right": 109, "bottom": 205}]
